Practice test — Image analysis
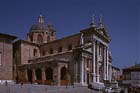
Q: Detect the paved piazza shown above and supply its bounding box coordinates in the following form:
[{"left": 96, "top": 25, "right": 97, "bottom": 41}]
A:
[{"left": 0, "top": 84, "right": 103, "bottom": 93}]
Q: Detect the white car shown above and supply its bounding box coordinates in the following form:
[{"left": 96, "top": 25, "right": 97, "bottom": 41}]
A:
[
  {"left": 104, "top": 87, "right": 114, "bottom": 93},
  {"left": 88, "top": 83, "right": 105, "bottom": 91}
]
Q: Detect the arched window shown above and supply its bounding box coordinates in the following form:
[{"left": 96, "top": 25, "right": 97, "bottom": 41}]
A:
[
  {"left": 51, "top": 31, "right": 54, "bottom": 36},
  {"left": 37, "top": 34, "right": 43, "bottom": 43},
  {"left": 33, "top": 49, "right": 37, "bottom": 56},
  {"left": 47, "top": 36, "right": 50, "bottom": 42}
]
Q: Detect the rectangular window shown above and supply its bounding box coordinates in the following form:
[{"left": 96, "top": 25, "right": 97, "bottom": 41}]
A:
[
  {"left": 58, "top": 47, "right": 62, "bottom": 52},
  {"left": 49, "top": 48, "right": 53, "bottom": 54},
  {"left": 68, "top": 44, "right": 72, "bottom": 51}
]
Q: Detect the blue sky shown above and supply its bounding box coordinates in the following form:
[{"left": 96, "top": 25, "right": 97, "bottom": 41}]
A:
[{"left": 0, "top": 0, "right": 139, "bottom": 68}]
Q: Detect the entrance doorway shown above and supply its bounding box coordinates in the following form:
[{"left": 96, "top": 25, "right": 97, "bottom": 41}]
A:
[
  {"left": 45, "top": 67, "right": 53, "bottom": 80},
  {"left": 35, "top": 68, "right": 42, "bottom": 80},
  {"left": 27, "top": 69, "right": 32, "bottom": 83}
]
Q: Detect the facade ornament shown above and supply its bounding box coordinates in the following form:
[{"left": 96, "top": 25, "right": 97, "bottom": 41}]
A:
[
  {"left": 90, "top": 14, "right": 96, "bottom": 27},
  {"left": 80, "top": 33, "right": 84, "bottom": 45},
  {"left": 99, "top": 14, "right": 104, "bottom": 28}
]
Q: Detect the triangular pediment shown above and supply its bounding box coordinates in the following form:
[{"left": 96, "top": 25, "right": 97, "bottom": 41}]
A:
[{"left": 97, "top": 27, "right": 110, "bottom": 40}]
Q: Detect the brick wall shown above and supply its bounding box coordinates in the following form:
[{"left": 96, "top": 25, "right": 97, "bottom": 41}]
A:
[
  {"left": 40, "top": 33, "right": 80, "bottom": 56},
  {"left": 20, "top": 43, "right": 40, "bottom": 64},
  {"left": 0, "top": 42, "right": 13, "bottom": 80}
]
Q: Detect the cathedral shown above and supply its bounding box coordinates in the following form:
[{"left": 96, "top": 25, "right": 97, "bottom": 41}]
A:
[{"left": 0, "top": 14, "right": 112, "bottom": 86}]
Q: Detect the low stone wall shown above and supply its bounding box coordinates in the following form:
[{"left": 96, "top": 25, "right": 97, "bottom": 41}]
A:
[{"left": 0, "top": 84, "right": 103, "bottom": 93}]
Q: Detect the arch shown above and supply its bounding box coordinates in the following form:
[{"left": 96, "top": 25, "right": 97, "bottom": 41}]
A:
[
  {"left": 33, "top": 49, "right": 37, "bottom": 56},
  {"left": 35, "top": 68, "right": 42, "bottom": 80},
  {"left": 61, "top": 66, "right": 67, "bottom": 80},
  {"left": 27, "top": 69, "right": 33, "bottom": 83},
  {"left": 45, "top": 67, "right": 53, "bottom": 80},
  {"left": 37, "top": 34, "right": 43, "bottom": 43}
]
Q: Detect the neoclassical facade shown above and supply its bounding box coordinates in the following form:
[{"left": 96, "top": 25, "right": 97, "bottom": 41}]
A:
[{"left": 13, "top": 14, "right": 112, "bottom": 86}]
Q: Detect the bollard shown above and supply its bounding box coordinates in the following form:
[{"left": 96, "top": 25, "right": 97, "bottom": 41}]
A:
[
  {"left": 65, "top": 84, "right": 67, "bottom": 89},
  {"left": 72, "top": 83, "right": 74, "bottom": 88},
  {"left": 21, "top": 83, "right": 23, "bottom": 88},
  {"left": 5, "top": 81, "right": 8, "bottom": 86}
]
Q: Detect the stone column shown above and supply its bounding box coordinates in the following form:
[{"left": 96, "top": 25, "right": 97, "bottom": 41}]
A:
[
  {"left": 42, "top": 68, "right": 46, "bottom": 84},
  {"left": 92, "top": 40, "right": 96, "bottom": 83},
  {"left": 53, "top": 67, "right": 58, "bottom": 85},
  {"left": 96, "top": 42, "right": 100, "bottom": 82},
  {"left": 57, "top": 66, "right": 61, "bottom": 86},
  {"left": 104, "top": 46, "right": 107, "bottom": 80},
  {"left": 106, "top": 49, "right": 109, "bottom": 80},
  {"left": 84, "top": 58, "right": 87, "bottom": 84},
  {"left": 32, "top": 69, "right": 36, "bottom": 83},
  {"left": 25, "top": 69, "right": 28, "bottom": 83},
  {"left": 80, "top": 56, "right": 84, "bottom": 85}
]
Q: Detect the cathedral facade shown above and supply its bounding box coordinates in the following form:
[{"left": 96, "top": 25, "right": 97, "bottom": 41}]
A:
[{"left": 13, "top": 14, "right": 112, "bottom": 86}]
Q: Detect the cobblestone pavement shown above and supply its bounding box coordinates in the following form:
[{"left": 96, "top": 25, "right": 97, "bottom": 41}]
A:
[{"left": 0, "top": 84, "right": 103, "bottom": 93}]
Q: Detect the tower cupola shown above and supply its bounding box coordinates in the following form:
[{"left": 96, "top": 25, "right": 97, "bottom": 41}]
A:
[{"left": 38, "top": 14, "right": 44, "bottom": 23}]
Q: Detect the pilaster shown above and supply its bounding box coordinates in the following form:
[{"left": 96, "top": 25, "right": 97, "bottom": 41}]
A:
[
  {"left": 80, "top": 56, "right": 84, "bottom": 84},
  {"left": 57, "top": 66, "right": 61, "bottom": 86},
  {"left": 106, "top": 48, "right": 109, "bottom": 80},
  {"left": 92, "top": 39, "right": 96, "bottom": 82},
  {"left": 42, "top": 68, "right": 46, "bottom": 83},
  {"left": 25, "top": 69, "right": 28, "bottom": 82},
  {"left": 104, "top": 46, "right": 107, "bottom": 80},
  {"left": 96, "top": 41, "right": 100, "bottom": 82},
  {"left": 32, "top": 69, "right": 36, "bottom": 83}
]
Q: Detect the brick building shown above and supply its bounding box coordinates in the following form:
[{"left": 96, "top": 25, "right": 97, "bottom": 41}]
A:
[
  {"left": 112, "top": 65, "right": 120, "bottom": 81},
  {"left": 0, "top": 14, "right": 113, "bottom": 86},
  {"left": 0, "top": 33, "right": 17, "bottom": 84},
  {"left": 122, "top": 64, "right": 140, "bottom": 85}
]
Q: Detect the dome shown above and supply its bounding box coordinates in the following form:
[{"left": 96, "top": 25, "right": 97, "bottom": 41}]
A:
[
  {"left": 30, "top": 23, "right": 49, "bottom": 31},
  {"left": 29, "top": 14, "right": 55, "bottom": 32}
]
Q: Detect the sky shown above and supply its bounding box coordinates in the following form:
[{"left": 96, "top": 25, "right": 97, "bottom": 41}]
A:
[{"left": 0, "top": 0, "right": 139, "bottom": 68}]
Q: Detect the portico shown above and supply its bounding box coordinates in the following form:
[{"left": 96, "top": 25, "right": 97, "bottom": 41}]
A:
[{"left": 17, "top": 60, "right": 70, "bottom": 86}]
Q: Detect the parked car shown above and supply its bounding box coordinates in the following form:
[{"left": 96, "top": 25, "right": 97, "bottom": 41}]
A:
[
  {"left": 112, "top": 87, "right": 122, "bottom": 93},
  {"left": 88, "top": 83, "right": 105, "bottom": 91},
  {"left": 104, "top": 87, "right": 114, "bottom": 93}
]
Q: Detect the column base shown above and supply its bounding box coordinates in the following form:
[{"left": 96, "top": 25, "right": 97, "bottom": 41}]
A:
[
  {"left": 96, "top": 74, "right": 100, "bottom": 82},
  {"left": 0, "top": 80, "right": 15, "bottom": 84},
  {"left": 92, "top": 73, "right": 96, "bottom": 83},
  {"left": 74, "top": 82, "right": 88, "bottom": 87}
]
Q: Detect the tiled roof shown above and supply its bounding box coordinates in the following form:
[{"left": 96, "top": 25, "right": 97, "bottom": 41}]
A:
[{"left": 123, "top": 64, "right": 140, "bottom": 70}]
